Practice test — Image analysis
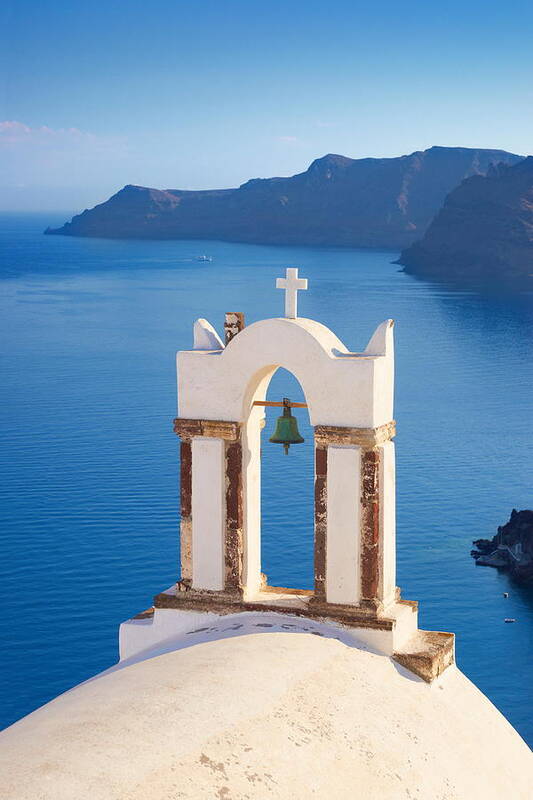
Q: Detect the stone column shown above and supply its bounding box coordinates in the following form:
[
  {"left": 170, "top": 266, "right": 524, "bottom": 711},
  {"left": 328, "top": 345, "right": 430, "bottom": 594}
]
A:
[
  {"left": 179, "top": 439, "right": 193, "bottom": 583},
  {"left": 173, "top": 418, "right": 243, "bottom": 595},
  {"left": 313, "top": 443, "right": 328, "bottom": 601},
  {"left": 314, "top": 421, "right": 396, "bottom": 612},
  {"left": 360, "top": 447, "right": 380, "bottom": 608},
  {"left": 224, "top": 436, "right": 244, "bottom": 594}
]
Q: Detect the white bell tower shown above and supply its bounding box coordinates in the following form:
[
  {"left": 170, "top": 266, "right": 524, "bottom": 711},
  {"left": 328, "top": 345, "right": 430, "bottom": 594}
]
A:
[{"left": 124, "top": 272, "right": 454, "bottom": 682}]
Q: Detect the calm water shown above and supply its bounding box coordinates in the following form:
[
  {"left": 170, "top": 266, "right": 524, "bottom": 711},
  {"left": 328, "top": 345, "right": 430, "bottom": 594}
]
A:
[{"left": 0, "top": 212, "right": 532, "bottom": 745}]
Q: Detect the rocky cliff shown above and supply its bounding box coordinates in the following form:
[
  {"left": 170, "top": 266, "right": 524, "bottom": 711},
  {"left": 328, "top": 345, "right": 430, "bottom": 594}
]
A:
[
  {"left": 472, "top": 509, "right": 533, "bottom": 582},
  {"left": 45, "top": 147, "right": 521, "bottom": 249},
  {"left": 398, "top": 157, "right": 533, "bottom": 282}
]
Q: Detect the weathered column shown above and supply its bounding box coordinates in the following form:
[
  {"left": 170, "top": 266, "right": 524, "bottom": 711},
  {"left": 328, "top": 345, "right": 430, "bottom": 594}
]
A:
[
  {"left": 360, "top": 447, "right": 380, "bottom": 608},
  {"left": 173, "top": 419, "right": 243, "bottom": 595},
  {"left": 179, "top": 439, "right": 193, "bottom": 583},
  {"left": 360, "top": 429, "right": 397, "bottom": 610},
  {"left": 314, "top": 421, "right": 396, "bottom": 612},
  {"left": 224, "top": 435, "right": 244, "bottom": 594},
  {"left": 313, "top": 442, "right": 328, "bottom": 601}
]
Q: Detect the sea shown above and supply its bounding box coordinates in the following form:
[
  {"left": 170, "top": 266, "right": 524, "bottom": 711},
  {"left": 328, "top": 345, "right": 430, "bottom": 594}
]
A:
[{"left": 0, "top": 212, "right": 532, "bottom": 746}]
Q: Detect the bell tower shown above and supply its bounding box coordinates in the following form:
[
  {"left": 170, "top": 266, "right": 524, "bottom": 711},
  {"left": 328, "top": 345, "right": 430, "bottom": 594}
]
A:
[{"left": 145, "top": 269, "right": 454, "bottom": 682}]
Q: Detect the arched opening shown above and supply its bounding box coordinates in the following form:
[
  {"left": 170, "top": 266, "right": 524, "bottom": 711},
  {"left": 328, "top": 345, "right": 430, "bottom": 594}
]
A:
[
  {"left": 260, "top": 368, "right": 314, "bottom": 591},
  {"left": 240, "top": 364, "right": 315, "bottom": 600}
]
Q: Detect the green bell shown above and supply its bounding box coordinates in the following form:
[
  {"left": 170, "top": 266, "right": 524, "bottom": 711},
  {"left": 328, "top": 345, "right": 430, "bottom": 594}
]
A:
[{"left": 269, "top": 398, "right": 304, "bottom": 455}]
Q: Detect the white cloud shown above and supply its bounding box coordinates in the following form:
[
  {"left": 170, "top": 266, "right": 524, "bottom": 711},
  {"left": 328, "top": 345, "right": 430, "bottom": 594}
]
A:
[
  {"left": 0, "top": 120, "right": 97, "bottom": 146},
  {"left": 277, "top": 135, "right": 300, "bottom": 143},
  {"left": 0, "top": 120, "right": 31, "bottom": 140},
  {"left": 0, "top": 120, "right": 132, "bottom": 209}
]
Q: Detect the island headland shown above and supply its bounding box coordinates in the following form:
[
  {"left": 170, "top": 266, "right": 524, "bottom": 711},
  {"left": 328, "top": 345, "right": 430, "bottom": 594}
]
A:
[{"left": 45, "top": 146, "right": 521, "bottom": 250}]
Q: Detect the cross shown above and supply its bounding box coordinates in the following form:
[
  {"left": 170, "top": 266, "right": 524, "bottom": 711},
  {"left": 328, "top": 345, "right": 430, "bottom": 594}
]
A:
[{"left": 276, "top": 267, "right": 308, "bottom": 319}]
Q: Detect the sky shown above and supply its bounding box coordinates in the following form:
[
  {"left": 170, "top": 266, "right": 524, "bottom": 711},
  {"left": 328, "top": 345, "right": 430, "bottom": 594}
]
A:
[{"left": 1, "top": 0, "right": 532, "bottom": 211}]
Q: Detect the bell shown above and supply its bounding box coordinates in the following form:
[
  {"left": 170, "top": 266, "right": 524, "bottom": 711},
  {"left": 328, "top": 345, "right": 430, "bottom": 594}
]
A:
[{"left": 269, "top": 398, "right": 304, "bottom": 455}]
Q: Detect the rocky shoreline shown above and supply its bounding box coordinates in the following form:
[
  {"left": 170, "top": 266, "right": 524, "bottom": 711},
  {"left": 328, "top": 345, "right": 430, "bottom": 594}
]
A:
[{"left": 471, "top": 509, "right": 533, "bottom": 582}]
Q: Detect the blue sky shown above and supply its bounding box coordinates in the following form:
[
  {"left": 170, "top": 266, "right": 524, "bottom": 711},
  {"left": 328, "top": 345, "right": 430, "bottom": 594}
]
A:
[{"left": 1, "top": 0, "right": 532, "bottom": 210}]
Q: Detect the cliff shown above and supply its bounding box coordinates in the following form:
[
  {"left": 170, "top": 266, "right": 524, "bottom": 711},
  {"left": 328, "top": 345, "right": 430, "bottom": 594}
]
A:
[
  {"left": 398, "top": 157, "right": 533, "bottom": 282},
  {"left": 45, "top": 147, "right": 521, "bottom": 249},
  {"left": 472, "top": 509, "right": 533, "bottom": 582}
]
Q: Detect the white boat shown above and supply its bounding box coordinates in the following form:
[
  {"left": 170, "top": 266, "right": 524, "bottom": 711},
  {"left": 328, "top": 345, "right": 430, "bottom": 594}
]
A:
[{"left": 196, "top": 255, "right": 213, "bottom": 262}]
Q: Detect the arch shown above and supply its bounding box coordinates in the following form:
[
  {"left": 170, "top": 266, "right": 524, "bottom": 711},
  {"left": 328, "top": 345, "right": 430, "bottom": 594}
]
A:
[
  {"left": 242, "top": 365, "right": 314, "bottom": 597},
  {"left": 177, "top": 317, "right": 394, "bottom": 429},
  {"left": 164, "top": 310, "right": 456, "bottom": 679},
  {"left": 174, "top": 314, "right": 397, "bottom": 612}
]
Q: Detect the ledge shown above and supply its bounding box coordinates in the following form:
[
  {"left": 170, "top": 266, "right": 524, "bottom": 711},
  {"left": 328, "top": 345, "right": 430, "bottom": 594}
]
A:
[
  {"left": 314, "top": 420, "right": 396, "bottom": 448},
  {"left": 173, "top": 418, "right": 241, "bottom": 441},
  {"left": 153, "top": 585, "right": 454, "bottom": 682},
  {"left": 393, "top": 630, "right": 455, "bottom": 682},
  {"left": 155, "top": 585, "right": 398, "bottom": 631}
]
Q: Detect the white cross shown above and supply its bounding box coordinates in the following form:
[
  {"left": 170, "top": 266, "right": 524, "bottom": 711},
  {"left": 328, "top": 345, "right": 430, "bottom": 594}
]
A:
[{"left": 276, "top": 267, "right": 308, "bottom": 319}]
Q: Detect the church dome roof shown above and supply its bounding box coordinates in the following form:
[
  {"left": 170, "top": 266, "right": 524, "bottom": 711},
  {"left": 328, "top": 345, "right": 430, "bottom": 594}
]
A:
[{"left": 0, "top": 631, "right": 531, "bottom": 799}]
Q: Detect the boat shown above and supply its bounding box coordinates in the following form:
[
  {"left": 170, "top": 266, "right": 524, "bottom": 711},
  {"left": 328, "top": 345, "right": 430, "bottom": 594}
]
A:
[{"left": 196, "top": 255, "right": 213, "bottom": 262}]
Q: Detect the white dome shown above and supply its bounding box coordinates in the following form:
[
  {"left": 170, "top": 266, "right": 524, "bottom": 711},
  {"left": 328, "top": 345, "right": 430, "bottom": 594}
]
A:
[{"left": 0, "top": 630, "right": 531, "bottom": 799}]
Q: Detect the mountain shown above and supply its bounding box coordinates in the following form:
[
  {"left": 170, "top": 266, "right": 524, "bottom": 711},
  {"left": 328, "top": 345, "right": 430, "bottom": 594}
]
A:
[
  {"left": 45, "top": 147, "right": 522, "bottom": 248},
  {"left": 398, "top": 157, "right": 533, "bottom": 283}
]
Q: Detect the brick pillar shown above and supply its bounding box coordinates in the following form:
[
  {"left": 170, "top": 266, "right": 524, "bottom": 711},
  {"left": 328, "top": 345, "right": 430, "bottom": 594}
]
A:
[
  {"left": 179, "top": 440, "right": 193, "bottom": 583},
  {"left": 224, "top": 438, "right": 244, "bottom": 594},
  {"left": 314, "top": 443, "right": 328, "bottom": 600},
  {"left": 360, "top": 448, "right": 381, "bottom": 609},
  {"left": 174, "top": 418, "right": 242, "bottom": 595},
  {"left": 314, "top": 421, "right": 396, "bottom": 612}
]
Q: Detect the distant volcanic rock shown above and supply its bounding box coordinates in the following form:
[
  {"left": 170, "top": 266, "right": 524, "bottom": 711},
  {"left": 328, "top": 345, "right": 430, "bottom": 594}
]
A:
[
  {"left": 45, "top": 147, "right": 522, "bottom": 249},
  {"left": 472, "top": 509, "right": 533, "bottom": 582},
  {"left": 398, "top": 157, "right": 533, "bottom": 283}
]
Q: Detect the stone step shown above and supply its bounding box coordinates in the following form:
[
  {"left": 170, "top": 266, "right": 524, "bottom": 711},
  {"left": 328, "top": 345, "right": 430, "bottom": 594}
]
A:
[{"left": 393, "top": 629, "right": 455, "bottom": 682}]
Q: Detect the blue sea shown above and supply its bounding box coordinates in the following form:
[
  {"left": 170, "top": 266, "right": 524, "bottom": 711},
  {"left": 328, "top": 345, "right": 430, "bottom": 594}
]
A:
[{"left": 0, "top": 212, "right": 532, "bottom": 745}]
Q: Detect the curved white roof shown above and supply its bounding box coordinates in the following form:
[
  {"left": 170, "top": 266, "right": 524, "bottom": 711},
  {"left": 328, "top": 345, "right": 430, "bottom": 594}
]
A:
[{"left": 0, "top": 630, "right": 531, "bottom": 799}]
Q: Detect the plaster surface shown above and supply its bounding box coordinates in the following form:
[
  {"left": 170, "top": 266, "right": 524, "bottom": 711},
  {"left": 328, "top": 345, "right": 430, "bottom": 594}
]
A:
[
  {"left": 326, "top": 445, "right": 361, "bottom": 605},
  {"left": 192, "top": 437, "right": 225, "bottom": 590},
  {"left": 177, "top": 317, "right": 394, "bottom": 427},
  {"left": 193, "top": 317, "right": 224, "bottom": 350},
  {"left": 1, "top": 631, "right": 531, "bottom": 800},
  {"left": 120, "top": 606, "right": 405, "bottom": 663}
]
